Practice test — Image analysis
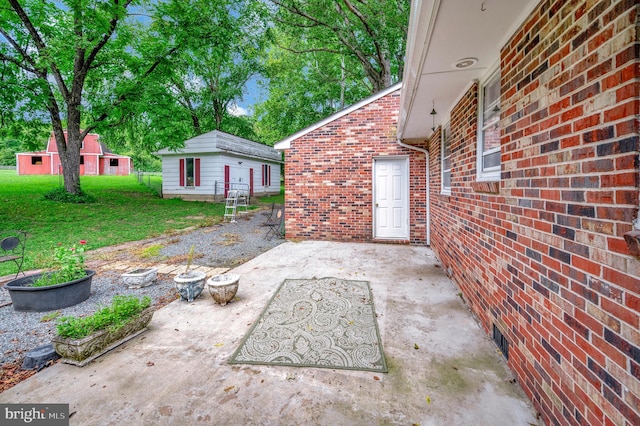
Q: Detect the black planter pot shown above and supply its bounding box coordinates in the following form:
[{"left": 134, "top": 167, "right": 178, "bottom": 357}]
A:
[{"left": 5, "top": 270, "right": 95, "bottom": 312}]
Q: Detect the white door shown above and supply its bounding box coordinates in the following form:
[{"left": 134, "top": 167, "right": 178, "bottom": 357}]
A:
[
  {"left": 229, "top": 166, "right": 250, "bottom": 191},
  {"left": 374, "top": 158, "right": 409, "bottom": 240}
]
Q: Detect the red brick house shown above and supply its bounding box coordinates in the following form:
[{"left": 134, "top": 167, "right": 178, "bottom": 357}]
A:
[
  {"left": 275, "top": 83, "right": 429, "bottom": 244},
  {"left": 16, "top": 131, "right": 132, "bottom": 176},
  {"left": 277, "top": 0, "right": 639, "bottom": 425}
]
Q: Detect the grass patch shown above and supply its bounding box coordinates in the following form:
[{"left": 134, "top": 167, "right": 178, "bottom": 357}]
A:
[
  {"left": 257, "top": 185, "right": 284, "bottom": 205},
  {"left": 40, "top": 311, "right": 62, "bottom": 323},
  {"left": 134, "top": 244, "right": 164, "bottom": 259},
  {"left": 0, "top": 171, "right": 226, "bottom": 276}
]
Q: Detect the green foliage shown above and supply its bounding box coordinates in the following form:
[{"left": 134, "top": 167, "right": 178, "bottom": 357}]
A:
[
  {"left": 56, "top": 295, "right": 152, "bottom": 340},
  {"left": 40, "top": 311, "right": 61, "bottom": 323},
  {"left": 0, "top": 119, "right": 50, "bottom": 166},
  {"left": 98, "top": 0, "right": 267, "bottom": 153},
  {"left": 43, "top": 187, "right": 96, "bottom": 204},
  {"left": 138, "top": 244, "right": 163, "bottom": 259},
  {"left": 0, "top": 171, "right": 226, "bottom": 276},
  {"left": 254, "top": 0, "right": 409, "bottom": 144},
  {"left": 31, "top": 241, "right": 87, "bottom": 287},
  {"left": 0, "top": 0, "right": 181, "bottom": 195}
]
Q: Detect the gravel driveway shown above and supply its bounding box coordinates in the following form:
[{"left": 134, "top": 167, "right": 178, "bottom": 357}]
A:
[{"left": 0, "top": 210, "right": 283, "bottom": 366}]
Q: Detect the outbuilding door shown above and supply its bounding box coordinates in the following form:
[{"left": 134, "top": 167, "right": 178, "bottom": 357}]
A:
[{"left": 373, "top": 157, "right": 409, "bottom": 240}]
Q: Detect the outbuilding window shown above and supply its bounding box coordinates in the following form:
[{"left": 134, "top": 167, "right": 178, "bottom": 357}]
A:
[
  {"left": 441, "top": 123, "right": 451, "bottom": 194},
  {"left": 109, "top": 158, "right": 119, "bottom": 167},
  {"left": 179, "top": 157, "right": 200, "bottom": 187},
  {"left": 262, "top": 164, "right": 271, "bottom": 187},
  {"left": 31, "top": 156, "right": 42, "bottom": 165},
  {"left": 478, "top": 69, "right": 501, "bottom": 180}
]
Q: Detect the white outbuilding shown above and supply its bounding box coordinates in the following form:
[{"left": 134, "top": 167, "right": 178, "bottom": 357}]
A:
[{"left": 156, "top": 130, "right": 281, "bottom": 202}]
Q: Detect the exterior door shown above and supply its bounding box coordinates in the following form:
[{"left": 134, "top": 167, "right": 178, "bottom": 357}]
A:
[{"left": 374, "top": 157, "right": 409, "bottom": 240}]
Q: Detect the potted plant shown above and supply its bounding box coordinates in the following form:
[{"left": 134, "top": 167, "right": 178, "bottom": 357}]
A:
[
  {"left": 51, "top": 295, "right": 154, "bottom": 366},
  {"left": 5, "top": 240, "right": 95, "bottom": 312},
  {"left": 173, "top": 245, "right": 206, "bottom": 302}
]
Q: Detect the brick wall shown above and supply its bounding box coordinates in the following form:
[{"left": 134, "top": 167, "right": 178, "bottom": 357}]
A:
[
  {"left": 284, "top": 89, "right": 428, "bottom": 244},
  {"left": 428, "top": 1, "right": 639, "bottom": 425}
]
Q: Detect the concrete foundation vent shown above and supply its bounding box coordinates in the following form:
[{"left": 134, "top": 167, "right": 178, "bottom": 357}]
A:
[{"left": 493, "top": 324, "right": 509, "bottom": 360}]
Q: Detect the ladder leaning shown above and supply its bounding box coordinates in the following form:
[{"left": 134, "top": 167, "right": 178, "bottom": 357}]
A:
[{"left": 224, "top": 190, "right": 239, "bottom": 223}]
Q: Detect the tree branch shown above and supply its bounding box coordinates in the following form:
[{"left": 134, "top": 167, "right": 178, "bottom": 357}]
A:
[
  {"left": 0, "top": 53, "right": 39, "bottom": 75},
  {"left": 82, "top": 0, "right": 133, "bottom": 76},
  {"left": 0, "top": 27, "right": 40, "bottom": 75},
  {"left": 86, "top": 45, "right": 180, "bottom": 135},
  {"left": 7, "top": 0, "right": 70, "bottom": 99}
]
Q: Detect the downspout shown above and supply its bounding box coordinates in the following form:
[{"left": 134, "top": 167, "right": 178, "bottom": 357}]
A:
[{"left": 397, "top": 138, "right": 430, "bottom": 246}]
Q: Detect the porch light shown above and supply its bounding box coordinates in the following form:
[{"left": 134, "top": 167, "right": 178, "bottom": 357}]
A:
[{"left": 453, "top": 57, "right": 478, "bottom": 69}]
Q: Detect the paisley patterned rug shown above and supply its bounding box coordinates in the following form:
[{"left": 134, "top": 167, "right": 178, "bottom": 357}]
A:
[{"left": 229, "top": 277, "right": 387, "bottom": 372}]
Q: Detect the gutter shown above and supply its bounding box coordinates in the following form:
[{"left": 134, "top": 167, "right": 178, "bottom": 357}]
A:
[{"left": 397, "top": 139, "right": 430, "bottom": 246}]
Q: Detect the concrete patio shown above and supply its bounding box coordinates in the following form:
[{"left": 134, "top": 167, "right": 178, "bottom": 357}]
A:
[{"left": 0, "top": 241, "right": 539, "bottom": 425}]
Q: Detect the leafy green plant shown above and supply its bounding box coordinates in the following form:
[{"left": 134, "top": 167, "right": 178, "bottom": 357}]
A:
[
  {"left": 32, "top": 241, "right": 88, "bottom": 287},
  {"left": 56, "top": 295, "right": 152, "bottom": 339}
]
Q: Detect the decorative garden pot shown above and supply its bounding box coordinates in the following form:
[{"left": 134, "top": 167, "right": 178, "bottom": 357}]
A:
[
  {"left": 122, "top": 267, "right": 157, "bottom": 289},
  {"left": 51, "top": 307, "right": 154, "bottom": 367},
  {"left": 173, "top": 270, "right": 206, "bottom": 302},
  {"left": 5, "top": 270, "right": 95, "bottom": 312},
  {"left": 207, "top": 274, "right": 239, "bottom": 306}
]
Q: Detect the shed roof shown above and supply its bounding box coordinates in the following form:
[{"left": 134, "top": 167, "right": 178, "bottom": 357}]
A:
[
  {"left": 274, "top": 82, "right": 403, "bottom": 150},
  {"left": 156, "top": 130, "right": 281, "bottom": 162}
]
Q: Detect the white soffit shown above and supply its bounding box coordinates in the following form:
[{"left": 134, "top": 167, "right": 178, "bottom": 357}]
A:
[{"left": 399, "top": 0, "right": 537, "bottom": 140}]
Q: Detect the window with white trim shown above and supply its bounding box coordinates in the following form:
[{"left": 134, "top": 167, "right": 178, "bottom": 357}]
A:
[
  {"left": 478, "top": 69, "right": 501, "bottom": 180},
  {"left": 441, "top": 122, "right": 451, "bottom": 194}
]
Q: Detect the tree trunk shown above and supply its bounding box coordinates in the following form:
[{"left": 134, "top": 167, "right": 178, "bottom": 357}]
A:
[{"left": 57, "top": 105, "right": 83, "bottom": 195}]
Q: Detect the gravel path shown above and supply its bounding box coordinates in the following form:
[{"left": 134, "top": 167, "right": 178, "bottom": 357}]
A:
[{"left": 0, "top": 210, "right": 283, "bottom": 366}]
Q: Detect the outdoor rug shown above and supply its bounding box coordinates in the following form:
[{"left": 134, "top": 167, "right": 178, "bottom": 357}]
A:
[{"left": 229, "top": 277, "right": 387, "bottom": 372}]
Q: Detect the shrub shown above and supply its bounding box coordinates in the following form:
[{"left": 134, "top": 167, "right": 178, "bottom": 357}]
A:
[
  {"left": 56, "top": 295, "right": 151, "bottom": 339},
  {"left": 43, "top": 187, "right": 96, "bottom": 203}
]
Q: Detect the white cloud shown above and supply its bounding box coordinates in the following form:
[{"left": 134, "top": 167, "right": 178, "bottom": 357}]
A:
[{"left": 228, "top": 104, "right": 248, "bottom": 117}]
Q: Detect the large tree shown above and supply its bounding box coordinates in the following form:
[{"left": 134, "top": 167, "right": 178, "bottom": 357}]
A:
[
  {"left": 254, "top": 0, "right": 409, "bottom": 143},
  {"left": 99, "top": 0, "right": 266, "bottom": 153},
  {"left": 0, "top": 0, "right": 176, "bottom": 195},
  {"left": 269, "top": 0, "right": 409, "bottom": 93}
]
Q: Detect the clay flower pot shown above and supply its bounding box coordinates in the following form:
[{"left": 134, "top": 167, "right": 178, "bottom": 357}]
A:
[{"left": 207, "top": 274, "right": 239, "bottom": 306}]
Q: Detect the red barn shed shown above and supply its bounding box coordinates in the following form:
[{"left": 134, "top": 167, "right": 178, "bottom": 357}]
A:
[{"left": 16, "top": 131, "right": 132, "bottom": 176}]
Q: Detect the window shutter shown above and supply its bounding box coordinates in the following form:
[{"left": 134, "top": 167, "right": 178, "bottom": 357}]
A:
[
  {"left": 249, "top": 168, "right": 254, "bottom": 196},
  {"left": 179, "top": 159, "right": 185, "bottom": 186},
  {"left": 224, "top": 165, "right": 230, "bottom": 197},
  {"left": 267, "top": 165, "right": 271, "bottom": 186},
  {"left": 195, "top": 158, "right": 201, "bottom": 186}
]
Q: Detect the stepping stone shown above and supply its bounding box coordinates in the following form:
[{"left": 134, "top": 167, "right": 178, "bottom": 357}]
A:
[{"left": 22, "top": 344, "right": 60, "bottom": 370}]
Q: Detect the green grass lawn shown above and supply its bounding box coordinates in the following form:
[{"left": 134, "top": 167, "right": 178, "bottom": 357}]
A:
[{"left": 0, "top": 171, "right": 237, "bottom": 276}]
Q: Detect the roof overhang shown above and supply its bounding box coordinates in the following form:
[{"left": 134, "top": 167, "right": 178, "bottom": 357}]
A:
[{"left": 399, "top": 0, "right": 538, "bottom": 141}]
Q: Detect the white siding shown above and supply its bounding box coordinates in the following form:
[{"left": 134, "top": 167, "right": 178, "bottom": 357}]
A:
[{"left": 162, "top": 153, "right": 280, "bottom": 199}]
